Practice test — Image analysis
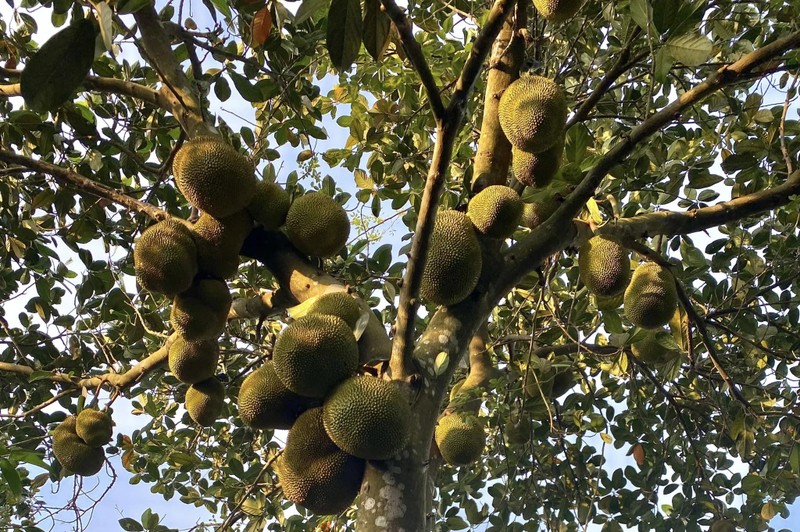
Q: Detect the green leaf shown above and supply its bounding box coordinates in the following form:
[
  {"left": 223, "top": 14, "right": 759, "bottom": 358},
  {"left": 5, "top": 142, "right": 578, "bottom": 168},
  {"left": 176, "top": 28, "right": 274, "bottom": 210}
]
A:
[
  {"left": 0, "top": 458, "right": 22, "bottom": 497},
  {"left": 327, "top": 0, "right": 362, "bottom": 72},
  {"left": 208, "top": 0, "right": 232, "bottom": 19},
  {"left": 115, "top": 0, "right": 150, "bottom": 14},
  {"left": 363, "top": 0, "right": 390, "bottom": 61},
  {"left": 629, "top": 0, "right": 652, "bottom": 31},
  {"left": 295, "top": 0, "right": 328, "bottom": 24},
  {"left": 92, "top": 1, "right": 114, "bottom": 54},
  {"left": 445, "top": 516, "right": 469, "bottom": 530},
  {"left": 20, "top": 18, "right": 98, "bottom": 113},
  {"left": 228, "top": 71, "right": 263, "bottom": 102},
  {"left": 665, "top": 33, "right": 713, "bottom": 67},
  {"left": 654, "top": 47, "right": 672, "bottom": 84},
  {"left": 118, "top": 518, "right": 144, "bottom": 532}
]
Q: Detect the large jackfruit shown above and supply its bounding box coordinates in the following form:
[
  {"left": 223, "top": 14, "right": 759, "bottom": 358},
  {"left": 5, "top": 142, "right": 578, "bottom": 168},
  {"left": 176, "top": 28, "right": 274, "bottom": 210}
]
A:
[
  {"left": 301, "top": 292, "right": 363, "bottom": 331},
  {"left": 248, "top": 180, "right": 290, "bottom": 230},
  {"left": 185, "top": 377, "right": 225, "bottom": 427},
  {"left": 435, "top": 412, "right": 485, "bottom": 466},
  {"left": 168, "top": 336, "right": 220, "bottom": 384},
  {"left": 134, "top": 219, "right": 198, "bottom": 297},
  {"left": 273, "top": 315, "right": 359, "bottom": 398},
  {"left": 520, "top": 198, "right": 559, "bottom": 230},
  {"left": 52, "top": 416, "right": 105, "bottom": 476},
  {"left": 75, "top": 409, "right": 113, "bottom": 447},
  {"left": 630, "top": 331, "right": 680, "bottom": 365},
  {"left": 578, "top": 236, "right": 631, "bottom": 298},
  {"left": 170, "top": 279, "right": 231, "bottom": 341},
  {"left": 285, "top": 192, "right": 350, "bottom": 258},
  {"left": 512, "top": 138, "right": 563, "bottom": 188},
  {"left": 276, "top": 408, "right": 365, "bottom": 515},
  {"left": 172, "top": 136, "right": 256, "bottom": 218},
  {"left": 498, "top": 75, "right": 567, "bottom": 154},
  {"left": 533, "top": 0, "right": 583, "bottom": 22},
  {"left": 322, "top": 375, "right": 411, "bottom": 461},
  {"left": 190, "top": 211, "right": 252, "bottom": 279},
  {"left": 421, "top": 210, "right": 482, "bottom": 306},
  {"left": 237, "top": 361, "right": 312, "bottom": 430},
  {"left": 624, "top": 263, "right": 678, "bottom": 329},
  {"left": 467, "top": 185, "right": 523, "bottom": 238}
]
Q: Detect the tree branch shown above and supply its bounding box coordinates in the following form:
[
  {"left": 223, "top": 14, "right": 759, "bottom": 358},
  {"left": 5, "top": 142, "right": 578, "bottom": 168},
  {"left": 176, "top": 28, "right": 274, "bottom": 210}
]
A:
[{"left": 445, "top": 323, "right": 498, "bottom": 413}]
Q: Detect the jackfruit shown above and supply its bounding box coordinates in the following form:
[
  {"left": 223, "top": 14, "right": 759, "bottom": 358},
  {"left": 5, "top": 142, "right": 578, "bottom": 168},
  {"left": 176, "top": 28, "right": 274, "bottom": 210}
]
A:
[
  {"left": 624, "top": 263, "right": 678, "bottom": 329},
  {"left": 498, "top": 75, "right": 567, "bottom": 153},
  {"left": 420, "top": 210, "right": 482, "bottom": 306},
  {"left": 52, "top": 416, "right": 105, "bottom": 476},
  {"left": 630, "top": 331, "right": 680, "bottom": 365},
  {"left": 134, "top": 219, "right": 198, "bottom": 297},
  {"left": 301, "top": 292, "right": 363, "bottom": 331},
  {"left": 520, "top": 198, "right": 559, "bottom": 229},
  {"left": 272, "top": 315, "right": 359, "bottom": 398},
  {"left": 579, "top": 236, "right": 631, "bottom": 298},
  {"left": 467, "top": 185, "right": 523, "bottom": 238},
  {"left": 504, "top": 412, "right": 531, "bottom": 445},
  {"left": 75, "top": 409, "right": 113, "bottom": 447},
  {"left": 168, "top": 336, "right": 220, "bottom": 384},
  {"left": 285, "top": 192, "right": 350, "bottom": 257},
  {"left": 523, "top": 359, "right": 575, "bottom": 399},
  {"left": 512, "top": 138, "right": 563, "bottom": 188},
  {"left": 322, "top": 375, "right": 411, "bottom": 461},
  {"left": 533, "top": 0, "right": 583, "bottom": 22},
  {"left": 276, "top": 408, "right": 365, "bottom": 515},
  {"left": 191, "top": 211, "right": 252, "bottom": 279},
  {"left": 237, "top": 361, "right": 312, "bottom": 430},
  {"left": 248, "top": 180, "right": 290, "bottom": 230},
  {"left": 185, "top": 377, "right": 225, "bottom": 427},
  {"left": 170, "top": 279, "right": 231, "bottom": 341},
  {"left": 435, "top": 412, "right": 485, "bottom": 466},
  {"left": 172, "top": 136, "right": 257, "bottom": 218},
  {"left": 709, "top": 519, "right": 737, "bottom": 532}
]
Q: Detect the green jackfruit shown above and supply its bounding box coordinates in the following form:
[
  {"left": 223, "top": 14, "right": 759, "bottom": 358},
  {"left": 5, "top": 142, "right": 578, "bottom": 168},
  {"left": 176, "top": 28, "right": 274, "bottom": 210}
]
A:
[
  {"left": 273, "top": 315, "right": 359, "bottom": 398},
  {"left": 533, "top": 0, "right": 583, "bottom": 22},
  {"left": 168, "top": 336, "right": 220, "bottom": 384},
  {"left": 498, "top": 75, "right": 567, "bottom": 153},
  {"left": 467, "top": 185, "right": 523, "bottom": 238},
  {"left": 512, "top": 138, "right": 563, "bottom": 188},
  {"left": 134, "top": 219, "right": 198, "bottom": 297},
  {"left": 630, "top": 331, "right": 680, "bottom": 365},
  {"left": 322, "top": 375, "right": 411, "bottom": 461},
  {"left": 172, "top": 136, "right": 256, "bottom": 218},
  {"left": 520, "top": 198, "right": 559, "bottom": 230},
  {"left": 420, "top": 210, "right": 482, "bottom": 306},
  {"left": 52, "top": 416, "right": 105, "bottom": 476},
  {"left": 170, "top": 279, "right": 231, "bottom": 341},
  {"left": 435, "top": 412, "right": 485, "bottom": 466},
  {"left": 191, "top": 211, "right": 252, "bottom": 279},
  {"left": 237, "top": 361, "right": 312, "bottom": 430},
  {"left": 185, "top": 377, "right": 225, "bottom": 426},
  {"left": 285, "top": 192, "right": 350, "bottom": 257},
  {"left": 301, "top": 292, "right": 363, "bottom": 331},
  {"left": 624, "top": 263, "right": 678, "bottom": 329},
  {"left": 579, "top": 236, "right": 631, "bottom": 298},
  {"left": 276, "top": 408, "right": 365, "bottom": 515},
  {"left": 247, "top": 180, "right": 290, "bottom": 230},
  {"left": 75, "top": 409, "right": 113, "bottom": 447}
]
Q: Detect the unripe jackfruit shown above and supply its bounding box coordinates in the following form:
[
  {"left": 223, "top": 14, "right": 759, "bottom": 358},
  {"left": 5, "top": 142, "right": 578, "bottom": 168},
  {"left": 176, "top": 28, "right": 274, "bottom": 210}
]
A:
[
  {"left": 624, "top": 263, "right": 678, "bottom": 329},
  {"left": 435, "top": 412, "right": 485, "bottom": 466},
  {"left": 520, "top": 199, "right": 559, "bottom": 229},
  {"left": 52, "top": 416, "right": 105, "bottom": 476},
  {"left": 75, "top": 409, "right": 113, "bottom": 447},
  {"left": 248, "top": 180, "right": 290, "bottom": 230},
  {"left": 134, "top": 219, "right": 198, "bottom": 297},
  {"left": 467, "top": 185, "right": 523, "bottom": 238},
  {"left": 533, "top": 0, "right": 583, "bottom": 22},
  {"left": 170, "top": 279, "right": 231, "bottom": 341},
  {"left": 579, "top": 236, "right": 631, "bottom": 298},
  {"left": 172, "top": 136, "right": 256, "bottom": 218},
  {"left": 191, "top": 211, "right": 252, "bottom": 279},
  {"left": 421, "top": 210, "right": 482, "bottom": 306},
  {"left": 285, "top": 192, "right": 350, "bottom": 257},
  {"left": 630, "top": 331, "right": 680, "bottom": 365},
  {"left": 185, "top": 377, "right": 225, "bottom": 426},
  {"left": 237, "top": 361, "right": 312, "bottom": 430},
  {"left": 302, "top": 292, "right": 363, "bottom": 331},
  {"left": 512, "top": 138, "right": 563, "bottom": 188},
  {"left": 498, "top": 75, "right": 567, "bottom": 153},
  {"left": 168, "top": 336, "right": 220, "bottom": 384}
]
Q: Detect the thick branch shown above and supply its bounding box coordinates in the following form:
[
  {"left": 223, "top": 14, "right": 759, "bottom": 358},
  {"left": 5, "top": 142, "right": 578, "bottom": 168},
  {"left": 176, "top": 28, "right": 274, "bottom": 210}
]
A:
[
  {"left": 0, "top": 74, "right": 166, "bottom": 108},
  {"left": 446, "top": 323, "right": 498, "bottom": 413}
]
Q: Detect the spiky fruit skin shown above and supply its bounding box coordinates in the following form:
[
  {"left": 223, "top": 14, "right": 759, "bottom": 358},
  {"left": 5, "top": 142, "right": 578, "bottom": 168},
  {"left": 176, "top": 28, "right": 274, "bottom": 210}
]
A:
[
  {"left": 630, "top": 332, "right": 680, "bottom": 365},
  {"left": 467, "top": 185, "right": 523, "bottom": 238},
  {"left": 237, "top": 361, "right": 313, "bottom": 430},
  {"left": 532, "top": 0, "right": 583, "bottom": 22},
  {"left": 521, "top": 199, "right": 559, "bottom": 229},
  {"left": 52, "top": 416, "right": 105, "bottom": 476},
  {"left": 285, "top": 192, "right": 350, "bottom": 257},
  {"left": 247, "top": 180, "right": 290, "bottom": 230},
  {"left": 191, "top": 211, "right": 252, "bottom": 279},
  {"left": 512, "top": 139, "right": 563, "bottom": 188},
  {"left": 172, "top": 136, "right": 256, "bottom": 218},
  {"left": 185, "top": 377, "right": 225, "bottom": 427},
  {"left": 276, "top": 408, "right": 365, "bottom": 515},
  {"left": 170, "top": 279, "right": 231, "bottom": 341},
  {"left": 304, "top": 292, "right": 363, "bottom": 330},
  {"left": 168, "top": 337, "right": 220, "bottom": 384},
  {"left": 322, "top": 375, "right": 412, "bottom": 460},
  {"left": 435, "top": 412, "right": 486, "bottom": 466},
  {"left": 420, "top": 210, "right": 482, "bottom": 306},
  {"left": 134, "top": 219, "right": 198, "bottom": 297},
  {"left": 624, "top": 263, "right": 678, "bottom": 329},
  {"left": 498, "top": 75, "right": 568, "bottom": 153},
  {"left": 273, "top": 315, "right": 359, "bottom": 398},
  {"left": 579, "top": 236, "right": 631, "bottom": 298},
  {"left": 75, "top": 409, "right": 113, "bottom": 447}
]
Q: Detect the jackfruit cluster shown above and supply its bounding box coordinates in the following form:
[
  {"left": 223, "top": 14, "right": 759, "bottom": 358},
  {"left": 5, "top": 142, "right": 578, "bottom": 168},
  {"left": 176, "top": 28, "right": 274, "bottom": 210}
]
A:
[
  {"left": 624, "top": 263, "right": 678, "bottom": 329},
  {"left": 435, "top": 412, "right": 486, "bottom": 466},
  {"left": 467, "top": 185, "right": 523, "bottom": 238},
  {"left": 420, "top": 210, "right": 482, "bottom": 306},
  {"left": 579, "top": 236, "right": 631, "bottom": 298},
  {"left": 52, "top": 412, "right": 111, "bottom": 477},
  {"left": 512, "top": 137, "right": 564, "bottom": 189},
  {"left": 168, "top": 336, "right": 219, "bottom": 384},
  {"left": 170, "top": 278, "right": 232, "bottom": 341},
  {"left": 498, "top": 75, "right": 567, "bottom": 154},
  {"left": 630, "top": 331, "right": 680, "bottom": 366},
  {"left": 237, "top": 361, "right": 312, "bottom": 430},
  {"left": 190, "top": 211, "right": 252, "bottom": 280},
  {"left": 285, "top": 192, "right": 350, "bottom": 257},
  {"left": 185, "top": 377, "right": 225, "bottom": 426},
  {"left": 134, "top": 219, "right": 198, "bottom": 297},
  {"left": 533, "top": 0, "right": 584, "bottom": 22},
  {"left": 172, "top": 136, "right": 257, "bottom": 219},
  {"left": 248, "top": 180, "right": 291, "bottom": 230}
]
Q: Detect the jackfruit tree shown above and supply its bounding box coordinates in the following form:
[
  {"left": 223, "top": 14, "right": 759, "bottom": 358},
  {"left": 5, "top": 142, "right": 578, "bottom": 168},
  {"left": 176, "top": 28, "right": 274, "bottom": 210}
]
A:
[{"left": 1, "top": 0, "right": 800, "bottom": 531}]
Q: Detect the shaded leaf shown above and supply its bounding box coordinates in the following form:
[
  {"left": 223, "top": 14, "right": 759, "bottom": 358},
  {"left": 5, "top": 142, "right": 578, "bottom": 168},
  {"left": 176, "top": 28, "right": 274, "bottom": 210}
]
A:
[
  {"left": 363, "top": 0, "right": 390, "bottom": 61},
  {"left": 295, "top": 0, "right": 328, "bottom": 24},
  {"left": 666, "top": 33, "right": 713, "bottom": 67},
  {"left": 327, "top": 0, "right": 362, "bottom": 71},
  {"left": 0, "top": 458, "right": 22, "bottom": 497}
]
